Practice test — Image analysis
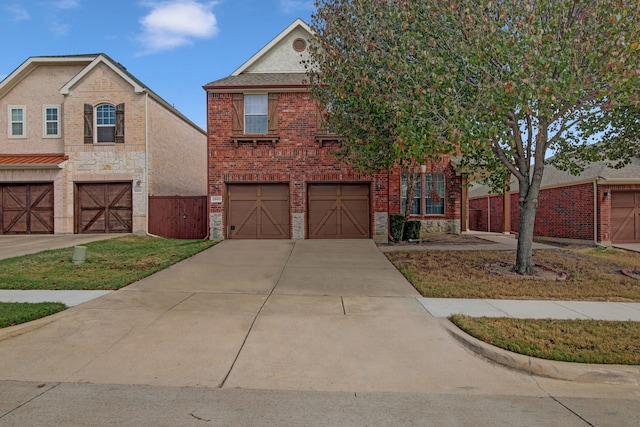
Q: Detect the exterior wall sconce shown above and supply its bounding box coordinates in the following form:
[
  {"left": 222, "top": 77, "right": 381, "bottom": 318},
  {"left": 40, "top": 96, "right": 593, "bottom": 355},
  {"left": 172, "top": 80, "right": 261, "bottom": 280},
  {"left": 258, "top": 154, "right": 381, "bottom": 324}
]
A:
[
  {"left": 604, "top": 190, "right": 610, "bottom": 198},
  {"left": 375, "top": 182, "right": 383, "bottom": 190},
  {"left": 421, "top": 164, "right": 427, "bottom": 173}
]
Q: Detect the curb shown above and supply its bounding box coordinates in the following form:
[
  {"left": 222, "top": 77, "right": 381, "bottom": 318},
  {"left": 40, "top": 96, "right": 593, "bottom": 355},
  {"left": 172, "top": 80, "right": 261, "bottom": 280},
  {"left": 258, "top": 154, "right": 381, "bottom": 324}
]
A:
[
  {"left": 439, "top": 318, "right": 640, "bottom": 386},
  {"left": 0, "top": 306, "right": 77, "bottom": 342}
]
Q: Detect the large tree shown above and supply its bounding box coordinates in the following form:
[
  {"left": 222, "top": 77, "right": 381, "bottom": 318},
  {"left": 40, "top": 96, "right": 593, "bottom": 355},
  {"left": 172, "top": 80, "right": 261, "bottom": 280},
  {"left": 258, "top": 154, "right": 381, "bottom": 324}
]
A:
[{"left": 307, "top": 0, "right": 640, "bottom": 274}]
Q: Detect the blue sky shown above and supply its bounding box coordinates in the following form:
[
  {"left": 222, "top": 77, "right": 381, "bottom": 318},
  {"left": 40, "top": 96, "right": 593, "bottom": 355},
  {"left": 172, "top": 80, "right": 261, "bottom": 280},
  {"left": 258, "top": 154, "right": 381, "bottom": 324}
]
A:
[{"left": 1, "top": 0, "right": 315, "bottom": 130}]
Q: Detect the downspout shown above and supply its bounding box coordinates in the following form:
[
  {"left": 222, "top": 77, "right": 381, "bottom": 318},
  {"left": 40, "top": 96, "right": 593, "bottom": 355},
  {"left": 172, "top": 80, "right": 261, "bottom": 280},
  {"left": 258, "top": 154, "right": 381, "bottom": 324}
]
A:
[
  {"left": 144, "top": 91, "right": 150, "bottom": 235},
  {"left": 487, "top": 195, "right": 491, "bottom": 233},
  {"left": 593, "top": 180, "right": 598, "bottom": 245}
]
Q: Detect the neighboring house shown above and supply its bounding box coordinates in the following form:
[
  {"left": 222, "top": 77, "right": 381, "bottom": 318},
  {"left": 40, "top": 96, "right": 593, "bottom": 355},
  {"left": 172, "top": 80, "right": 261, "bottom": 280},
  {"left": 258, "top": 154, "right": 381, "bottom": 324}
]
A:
[
  {"left": 204, "top": 19, "right": 466, "bottom": 241},
  {"left": 468, "top": 157, "right": 640, "bottom": 245},
  {"left": 0, "top": 54, "right": 207, "bottom": 237}
]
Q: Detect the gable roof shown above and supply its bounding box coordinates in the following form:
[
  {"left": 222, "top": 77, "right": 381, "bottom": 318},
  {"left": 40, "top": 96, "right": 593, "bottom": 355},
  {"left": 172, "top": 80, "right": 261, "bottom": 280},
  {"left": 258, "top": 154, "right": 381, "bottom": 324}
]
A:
[
  {"left": 204, "top": 19, "right": 313, "bottom": 90},
  {"left": 0, "top": 53, "right": 204, "bottom": 134},
  {"left": 60, "top": 53, "right": 145, "bottom": 95},
  {"left": 232, "top": 18, "right": 313, "bottom": 76}
]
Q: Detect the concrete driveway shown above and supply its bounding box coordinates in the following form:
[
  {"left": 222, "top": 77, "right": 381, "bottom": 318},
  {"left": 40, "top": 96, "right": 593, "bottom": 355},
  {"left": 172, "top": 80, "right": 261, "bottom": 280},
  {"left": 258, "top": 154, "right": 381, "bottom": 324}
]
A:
[{"left": 0, "top": 240, "right": 567, "bottom": 394}]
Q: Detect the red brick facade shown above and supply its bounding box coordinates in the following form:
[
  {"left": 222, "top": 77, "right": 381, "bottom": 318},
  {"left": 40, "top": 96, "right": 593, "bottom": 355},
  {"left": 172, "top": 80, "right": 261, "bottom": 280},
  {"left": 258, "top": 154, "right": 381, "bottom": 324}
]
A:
[
  {"left": 204, "top": 20, "right": 462, "bottom": 241},
  {"left": 206, "top": 90, "right": 462, "bottom": 240},
  {"left": 469, "top": 183, "right": 640, "bottom": 244}
]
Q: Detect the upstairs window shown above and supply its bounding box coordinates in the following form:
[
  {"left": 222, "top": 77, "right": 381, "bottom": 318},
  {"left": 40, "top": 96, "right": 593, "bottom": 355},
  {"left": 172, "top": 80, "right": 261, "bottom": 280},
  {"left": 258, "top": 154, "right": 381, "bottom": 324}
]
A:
[
  {"left": 43, "top": 105, "right": 61, "bottom": 137},
  {"left": 8, "top": 106, "right": 25, "bottom": 138},
  {"left": 244, "top": 94, "right": 268, "bottom": 134},
  {"left": 96, "top": 104, "right": 116, "bottom": 142},
  {"left": 232, "top": 93, "right": 278, "bottom": 136},
  {"left": 84, "top": 103, "right": 124, "bottom": 144}
]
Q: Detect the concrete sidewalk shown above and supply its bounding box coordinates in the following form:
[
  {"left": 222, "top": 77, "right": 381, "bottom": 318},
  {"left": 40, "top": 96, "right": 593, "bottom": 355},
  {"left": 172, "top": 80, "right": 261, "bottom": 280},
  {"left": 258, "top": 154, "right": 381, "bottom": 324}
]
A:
[
  {"left": 419, "top": 298, "right": 640, "bottom": 321},
  {"left": 2, "top": 291, "right": 639, "bottom": 321}
]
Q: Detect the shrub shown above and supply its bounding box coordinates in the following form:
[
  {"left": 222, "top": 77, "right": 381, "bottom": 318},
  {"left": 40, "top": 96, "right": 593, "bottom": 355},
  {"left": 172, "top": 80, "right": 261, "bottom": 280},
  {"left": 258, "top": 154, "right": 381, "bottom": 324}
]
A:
[
  {"left": 404, "top": 220, "right": 422, "bottom": 240},
  {"left": 390, "top": 214, "right": 405, "bottom": 241}
]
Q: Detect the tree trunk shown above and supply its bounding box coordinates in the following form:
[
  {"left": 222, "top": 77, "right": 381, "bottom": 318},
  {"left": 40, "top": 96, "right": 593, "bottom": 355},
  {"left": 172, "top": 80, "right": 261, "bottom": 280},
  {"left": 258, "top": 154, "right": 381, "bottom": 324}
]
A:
[
  {"left": 404, "top": 171, "right": 418, "bottom": 218},
  {"left": 515, "top": 175, "right": 543, "bottom": 275}
]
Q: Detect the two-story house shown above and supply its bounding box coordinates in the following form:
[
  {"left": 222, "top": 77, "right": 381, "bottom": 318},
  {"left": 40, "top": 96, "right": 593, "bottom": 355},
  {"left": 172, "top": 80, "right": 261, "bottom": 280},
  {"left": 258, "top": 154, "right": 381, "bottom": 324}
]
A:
[
  {"left": 204, "top": 19, "right": 466, "bottom": 242},
  {"left": 0, "top": 54, "right": 207, "bottom": 237}
]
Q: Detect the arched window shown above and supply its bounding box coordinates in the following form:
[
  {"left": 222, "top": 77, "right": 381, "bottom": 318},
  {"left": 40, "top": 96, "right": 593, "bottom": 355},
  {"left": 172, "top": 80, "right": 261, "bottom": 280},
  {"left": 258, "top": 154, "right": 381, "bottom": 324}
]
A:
[
  {"left": 84, "top": 103, "right": 125, "bottom": 144},
  {"left": 96, "top": 104, "right": 116, "bottom": 143}
]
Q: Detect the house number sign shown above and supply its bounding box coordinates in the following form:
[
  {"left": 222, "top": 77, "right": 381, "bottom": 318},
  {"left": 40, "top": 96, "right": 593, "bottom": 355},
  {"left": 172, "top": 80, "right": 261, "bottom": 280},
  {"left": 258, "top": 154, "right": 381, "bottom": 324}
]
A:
[{"left": 210, "top": 196, "right": 222, "bottom": 203}]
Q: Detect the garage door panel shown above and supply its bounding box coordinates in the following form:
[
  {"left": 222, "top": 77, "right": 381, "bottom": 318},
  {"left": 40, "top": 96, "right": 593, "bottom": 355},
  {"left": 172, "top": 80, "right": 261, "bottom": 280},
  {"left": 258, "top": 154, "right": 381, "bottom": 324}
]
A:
[
  {"left": 0, "top": 183, "right": 54, "bottom": 234},
  {"left": 308, "top": 184, "right": 370, "bottom": 239},
  {"left": 227, "top": 184, "right": 290, "bottom": 239},
  {"left": 612, "top": 192, "right": 640, "bottom": 243},
  {"left": 76, "top": 183, "right": 132, "bottom": 234}
]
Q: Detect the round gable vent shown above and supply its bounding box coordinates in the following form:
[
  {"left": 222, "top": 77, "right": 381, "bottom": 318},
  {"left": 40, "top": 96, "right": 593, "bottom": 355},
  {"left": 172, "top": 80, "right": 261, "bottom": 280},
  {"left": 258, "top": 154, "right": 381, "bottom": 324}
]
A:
[{"left": 293, "top": 38, "right": 307, "bottom": 52}]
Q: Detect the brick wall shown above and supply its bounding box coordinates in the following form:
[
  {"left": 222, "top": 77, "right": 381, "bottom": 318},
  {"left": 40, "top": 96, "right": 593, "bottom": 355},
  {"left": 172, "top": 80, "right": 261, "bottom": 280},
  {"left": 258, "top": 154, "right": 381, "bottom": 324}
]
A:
[
  {"left": 471, "top": 183, "right": 599, "bottom": 241},
  {"left": 208, "top": 91, "right": 387, "bottom": 240}
]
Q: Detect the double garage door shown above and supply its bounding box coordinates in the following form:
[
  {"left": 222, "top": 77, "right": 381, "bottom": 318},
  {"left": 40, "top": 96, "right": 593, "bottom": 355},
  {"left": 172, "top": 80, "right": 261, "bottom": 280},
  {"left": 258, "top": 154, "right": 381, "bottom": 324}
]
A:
[
  {"left": 612, "top": 192, "right": 640, "bottom": 243},
  {"left": 226, "top": 183, "right": 370, "bottom": 239},
  {"left": 0, "top": 182, "right": 133, "bottom": 234}
]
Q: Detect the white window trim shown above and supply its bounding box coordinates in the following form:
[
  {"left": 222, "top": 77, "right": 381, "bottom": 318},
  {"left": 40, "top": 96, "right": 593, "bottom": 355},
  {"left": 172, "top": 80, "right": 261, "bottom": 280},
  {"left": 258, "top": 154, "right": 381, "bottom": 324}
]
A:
[
  {"left": 95, "top": 103, "right": 116, "bottom": 143},
  {"left": 42, "top": 105, "right": 61, "bottom": 138},
  {"left": 8, "top": 105, "right": 26, "bottom": 138}
]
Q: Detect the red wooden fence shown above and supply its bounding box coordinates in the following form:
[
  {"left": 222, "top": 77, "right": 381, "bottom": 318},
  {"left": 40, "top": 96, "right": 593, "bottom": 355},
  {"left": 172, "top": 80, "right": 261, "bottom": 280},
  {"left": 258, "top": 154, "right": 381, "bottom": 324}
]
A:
[{"left": 148, "top": 196, "right": 207, "bottom": 239}]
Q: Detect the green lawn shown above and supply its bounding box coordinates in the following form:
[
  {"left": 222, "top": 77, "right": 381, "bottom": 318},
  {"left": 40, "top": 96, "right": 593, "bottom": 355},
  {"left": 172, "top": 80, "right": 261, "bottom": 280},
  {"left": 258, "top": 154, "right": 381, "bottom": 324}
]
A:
[
  {"left": 0, "top": 235, "right": 217, "bottom": 328},
  {"left": 0, "top": 235, "right": 217, "bottom": 290},
  {"left": 0, "top": 302, "right": 67, "bottom": 328}
]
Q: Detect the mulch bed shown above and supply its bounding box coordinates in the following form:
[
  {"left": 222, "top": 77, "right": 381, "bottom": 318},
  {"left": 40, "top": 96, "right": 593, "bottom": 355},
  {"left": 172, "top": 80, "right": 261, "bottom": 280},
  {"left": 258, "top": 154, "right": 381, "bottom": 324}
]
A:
[{"left": 482, "top": 261, "right": 569, "bottom": 281}]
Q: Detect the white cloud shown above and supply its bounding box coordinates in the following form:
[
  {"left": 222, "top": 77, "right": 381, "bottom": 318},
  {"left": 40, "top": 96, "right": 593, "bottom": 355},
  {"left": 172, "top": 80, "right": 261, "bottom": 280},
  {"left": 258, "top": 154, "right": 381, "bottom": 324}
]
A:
[
  {"left": 49, "top": 0, "right": 80, "bottom": 9},
  {"left": 50, "top": 18, "right": 70, "bottom": 36},
  {"left": 6, "top": 5, "right": 30, "bottom": 21},
  {"left": 138, "top": 0, "right": 218, "bottom": 54},
  {"left": 279, "top": 0, "right": 314, "bottom": 14}
]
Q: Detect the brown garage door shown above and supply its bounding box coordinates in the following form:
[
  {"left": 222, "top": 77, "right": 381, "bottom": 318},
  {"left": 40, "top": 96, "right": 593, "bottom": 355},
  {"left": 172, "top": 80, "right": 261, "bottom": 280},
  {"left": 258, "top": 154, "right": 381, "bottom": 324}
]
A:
[
  {"left": 75, "top": 182, "right": 132, "bottom": 234},
  {"left": 227, "top": 184, "right": 290, "bottom": 239},
  {"left": 308, "top": 184, "right": 370, "bottom": 238},
  {"left": 0, "top": 183, "right": 54, "bottom": 234},
  {"left": 612, "top": 192, "right": 640, "bottom": 243}
]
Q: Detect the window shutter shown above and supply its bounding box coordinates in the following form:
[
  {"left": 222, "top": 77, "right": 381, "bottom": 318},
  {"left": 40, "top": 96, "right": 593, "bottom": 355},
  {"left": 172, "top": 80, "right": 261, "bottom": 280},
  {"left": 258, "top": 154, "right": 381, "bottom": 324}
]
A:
[
  {"left": 232, "top": 94, "right": 243, "bottom": 134},
  {"left": 115, "top": 103, "right": 125, "bottom": 143},
  {"left": 268, "top": 93, "right": 278, "bottom": 135},
  {"left": 83, "top": 104, "right": 93, "bottom": 144}
]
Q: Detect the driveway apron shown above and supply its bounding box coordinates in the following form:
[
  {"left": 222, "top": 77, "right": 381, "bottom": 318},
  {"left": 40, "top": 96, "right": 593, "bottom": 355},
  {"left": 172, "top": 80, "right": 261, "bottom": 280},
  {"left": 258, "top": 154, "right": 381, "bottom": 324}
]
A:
[{"left": 0, "top": 239, "right": 546, "bottom": 395}]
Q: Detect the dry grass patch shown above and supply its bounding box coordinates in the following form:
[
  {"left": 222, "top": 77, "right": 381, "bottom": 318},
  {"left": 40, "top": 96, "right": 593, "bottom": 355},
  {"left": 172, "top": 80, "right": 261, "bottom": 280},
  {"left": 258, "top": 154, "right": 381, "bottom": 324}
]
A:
[
  {"left": 451, "top": 316, "right": 640, "bottom": 365},
  {"left": 386, "top": 247, "right": 640, "bottom": 300}
]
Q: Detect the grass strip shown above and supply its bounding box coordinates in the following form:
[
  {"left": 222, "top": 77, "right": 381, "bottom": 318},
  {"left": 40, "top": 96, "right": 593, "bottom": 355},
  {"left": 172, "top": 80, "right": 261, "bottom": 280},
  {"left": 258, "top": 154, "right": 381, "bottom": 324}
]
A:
[
  {"left": 450, "top": 315, "right": 640, "bottom": 365},
  {"left": 0, "top": 235, "right": 217, "bottom": 290},
  {"left": 0, "top": 302, "right": 66, "bottom": 328}
]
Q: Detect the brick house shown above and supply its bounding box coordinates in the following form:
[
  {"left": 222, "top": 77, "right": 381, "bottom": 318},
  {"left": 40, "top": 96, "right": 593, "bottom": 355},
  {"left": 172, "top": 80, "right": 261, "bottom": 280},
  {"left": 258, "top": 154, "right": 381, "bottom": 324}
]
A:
[
  {"left": 468, "top": 157, "right": 640, "bottom": 245},
  {"left": 0, "top": 54, "right": 206, "bottom": 236},
  {"left": 204, "top": 19, "right": 466, "bottom": 241}
]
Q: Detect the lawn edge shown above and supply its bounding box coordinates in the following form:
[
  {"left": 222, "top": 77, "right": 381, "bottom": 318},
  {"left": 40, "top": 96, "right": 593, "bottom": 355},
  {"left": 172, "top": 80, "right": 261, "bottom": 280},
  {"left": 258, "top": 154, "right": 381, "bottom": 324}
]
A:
[
  {"left": 0, "top": 305, "right": 77, "bottom": 342},
  {"left": 438, "top": 318, "right": 640, "bottom": 385}
]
